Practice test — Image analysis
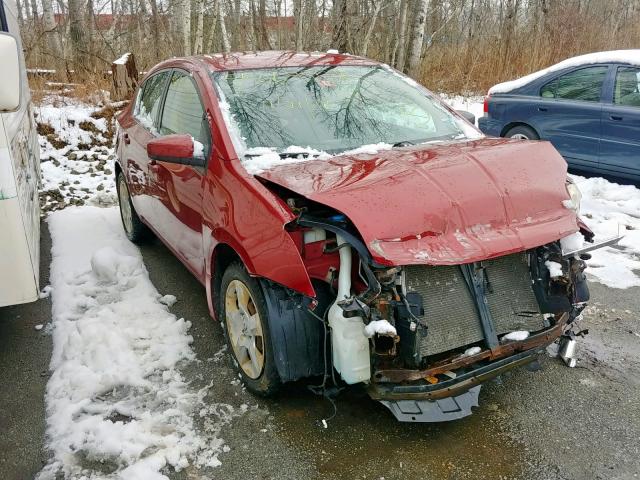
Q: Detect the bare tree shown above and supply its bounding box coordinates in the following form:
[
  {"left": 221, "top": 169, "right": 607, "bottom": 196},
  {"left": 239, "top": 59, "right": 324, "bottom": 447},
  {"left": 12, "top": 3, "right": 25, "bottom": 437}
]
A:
[
  {"left": 219, "top": 0, "right": 231, "bottom": 53},
  {"left": 405, "top": 0, "right": 428, "bottom": 77},
  {"left": 42, "top": 0, "right": 61, "bottom": 58},
  {"left": 68, "top": 0, "right": 87, "bottom": 68}
]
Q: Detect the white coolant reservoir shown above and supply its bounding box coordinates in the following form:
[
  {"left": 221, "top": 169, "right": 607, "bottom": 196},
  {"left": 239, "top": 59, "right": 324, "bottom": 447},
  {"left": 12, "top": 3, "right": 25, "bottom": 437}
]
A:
[{"left": 327, "top": 234, "right": 371, "bottom": 384}]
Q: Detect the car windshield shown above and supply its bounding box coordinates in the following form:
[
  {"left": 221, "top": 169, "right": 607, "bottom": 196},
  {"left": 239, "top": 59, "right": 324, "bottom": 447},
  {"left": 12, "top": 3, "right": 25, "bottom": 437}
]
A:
[{"left": 212, "top": 65, "right": 480, "bottom": 155}]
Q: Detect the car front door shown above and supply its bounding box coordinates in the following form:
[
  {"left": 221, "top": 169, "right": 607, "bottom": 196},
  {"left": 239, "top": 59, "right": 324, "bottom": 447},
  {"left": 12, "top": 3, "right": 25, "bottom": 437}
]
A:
[
  {"left": 600, "top": 65, "right": 640, "bottom": 178},
  {"left": 125, "top": 70, "right": 171, "bottom": 223},
  {"left": 151, "top": 69, "right": 211, "bottom": 279},
  {"left": 530, "top": 65, "right": 609, "bottom": 170}
]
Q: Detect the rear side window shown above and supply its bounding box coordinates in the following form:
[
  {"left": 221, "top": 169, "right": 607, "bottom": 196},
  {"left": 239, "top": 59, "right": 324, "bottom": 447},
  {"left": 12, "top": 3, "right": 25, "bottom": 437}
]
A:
[
  {"left": 540, "top": 66, "right": 608, "bottom": 102},
  {"left": 135, "top": 72, "right": 169, "bottom": 132},
  {"left": 159, "top": 71, "right": 210, "bottom": 158},
  {"left": 614, "top": 67, "right": 640, "bottom": 107}
]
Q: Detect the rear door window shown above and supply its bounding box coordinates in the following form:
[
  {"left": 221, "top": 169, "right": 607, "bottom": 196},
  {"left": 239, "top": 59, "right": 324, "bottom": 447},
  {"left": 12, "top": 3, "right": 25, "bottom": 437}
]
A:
[
  {"left": 135, "top": 72, "right": 170, "bottom": 133},
  {"left": 159, "top": 71, "right": 210, "bottom": 158},
  {"left": 613, "top": 67, "right": 640, "bottom": 107},
  {"left": 540, "top": 66, "right": 609, "bottom": 102}
]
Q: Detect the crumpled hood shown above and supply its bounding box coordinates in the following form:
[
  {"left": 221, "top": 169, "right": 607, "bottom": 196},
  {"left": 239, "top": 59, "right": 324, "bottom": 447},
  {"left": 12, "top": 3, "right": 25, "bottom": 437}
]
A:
[{"left": 256, "top": 138, "right": 579, "bottom": 266}]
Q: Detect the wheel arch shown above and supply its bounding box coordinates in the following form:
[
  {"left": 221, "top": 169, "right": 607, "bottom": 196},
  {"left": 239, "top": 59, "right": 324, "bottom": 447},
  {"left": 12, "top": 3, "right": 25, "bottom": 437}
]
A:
[
  {"left": 206, "top": 239, "right": 250, "bottom": 321},
  {"left": 500, "top": 122, "right": 539, "bottom": 138},
  {"left": 208, "top": 241, "right": 329, "bottom": 383}
]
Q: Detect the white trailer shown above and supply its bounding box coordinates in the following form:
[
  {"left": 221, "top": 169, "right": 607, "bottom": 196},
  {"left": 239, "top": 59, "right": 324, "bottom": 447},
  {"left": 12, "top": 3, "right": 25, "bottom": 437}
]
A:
[{"left": 0, "top": 0, "right": 41, "bottom": 306}]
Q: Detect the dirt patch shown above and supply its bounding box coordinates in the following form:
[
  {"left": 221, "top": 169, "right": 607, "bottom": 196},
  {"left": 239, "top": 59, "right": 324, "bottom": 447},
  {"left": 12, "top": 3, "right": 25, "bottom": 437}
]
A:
[{"left": 36, "top": 122, "right": 55, "bottom": 136}]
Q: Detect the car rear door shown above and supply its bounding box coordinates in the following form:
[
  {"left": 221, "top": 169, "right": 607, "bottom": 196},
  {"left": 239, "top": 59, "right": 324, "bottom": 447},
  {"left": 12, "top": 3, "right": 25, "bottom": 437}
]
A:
[
  {"left": 150, "top": 69, "right": 211, "bottom": 279},
  {"left": 599, "top": 65, "right": 640, "bottom": 178},
  {"left": 530, "top": 65, "right": 609, "bottom": 170},
  {"left": 124, "top": 70, "right": 171, "bottom": 223}
]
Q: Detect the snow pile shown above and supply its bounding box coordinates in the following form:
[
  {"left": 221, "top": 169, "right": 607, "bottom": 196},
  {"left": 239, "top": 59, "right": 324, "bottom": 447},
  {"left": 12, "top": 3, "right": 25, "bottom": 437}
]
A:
[
  {"left": 38, "top": 206, "right": 231, "bottom": 479},
  {"left": 113, "top": 52, "right": 131, "bottom": 65},
  {"left": 364, "top": 319, "right": 397, "bottom": 338},
  {"left": 341, "top": 142, "right": 393, "bottom": 156},
  {"left": 463, "top": 346, "right": 482, "bottom": 357},
  {"left": 560, "top": 231, "right": 586, "bottom": 253},
  {"left": 36, "top": 94, "right": 123, "bottom": 213},
  {"left": 545, "top": 260, "right": 564, "bottom": 278},
  {"left": 489, "top": 50, "right": 640, "bottom": 94},
  {"left": 241, "top": 146, "right": 332, "bottom": 175},
  {"left": 570, "top": 174, "right": 640, "bottom": 289},
  {"left": 502, "top": 331, "right": 530, "bottom": 342}
]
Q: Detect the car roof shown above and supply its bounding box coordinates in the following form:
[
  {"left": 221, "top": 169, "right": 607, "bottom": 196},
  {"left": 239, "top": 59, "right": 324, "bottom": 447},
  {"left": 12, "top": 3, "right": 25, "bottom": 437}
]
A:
[{"left": 154, "top": 50, "right": 381, "bottom": 73}]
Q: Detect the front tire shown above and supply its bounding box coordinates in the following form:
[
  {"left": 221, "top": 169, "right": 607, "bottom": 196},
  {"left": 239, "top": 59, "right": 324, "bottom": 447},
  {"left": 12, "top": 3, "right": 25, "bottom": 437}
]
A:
[
  {"left": 116, "top": 172, "right": 152, "bottom": 244},
  {"left": 220, "top": 262, "right": 281, "bottom": 396},
  {"left": 505, "top": 125, "right": 539, "bottom": 140}
]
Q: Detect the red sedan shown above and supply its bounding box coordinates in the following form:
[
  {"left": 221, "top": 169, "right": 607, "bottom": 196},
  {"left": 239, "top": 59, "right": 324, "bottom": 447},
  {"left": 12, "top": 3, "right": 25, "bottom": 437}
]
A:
[{"left": 115, "top": 51, "right": 595, "bottom": 422}]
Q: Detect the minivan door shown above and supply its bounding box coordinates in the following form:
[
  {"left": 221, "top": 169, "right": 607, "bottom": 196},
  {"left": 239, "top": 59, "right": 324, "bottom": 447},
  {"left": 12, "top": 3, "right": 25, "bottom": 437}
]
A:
[
  {"left": 532, "top": 65, "right": 609, "bottom": 170},
  {"left": 149, "top": 70, "right": 210, "bottom": 279},
  {"left": 600, "top": 66, "right": 640, "bottom": 178}
]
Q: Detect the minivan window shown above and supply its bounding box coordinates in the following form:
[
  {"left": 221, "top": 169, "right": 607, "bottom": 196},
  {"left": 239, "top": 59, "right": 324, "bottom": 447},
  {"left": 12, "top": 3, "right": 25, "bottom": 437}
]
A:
[
  {"left": 213, "top": 65, "right": 481, "bottom": 154},
  {"left": 614, "top": 67, "right": 640, "bottom": 107},
  {"left": 135, "top": 72, "right": 169, "bottom": 132},
  {"left": 159, "top": 71, "right": 210, "bottom": 158},
  {"left": 540, "top": 66, "right": 608, "bottom": 102}
]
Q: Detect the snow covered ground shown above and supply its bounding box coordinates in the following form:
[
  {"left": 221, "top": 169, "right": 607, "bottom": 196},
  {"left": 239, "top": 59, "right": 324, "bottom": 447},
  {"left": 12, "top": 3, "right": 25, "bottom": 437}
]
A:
[
  {"left": 36, "top": 93, "right": 120, "bottom": 213},
  {"left": 38, "top": 206, "right": 241, "bottom": 479}
]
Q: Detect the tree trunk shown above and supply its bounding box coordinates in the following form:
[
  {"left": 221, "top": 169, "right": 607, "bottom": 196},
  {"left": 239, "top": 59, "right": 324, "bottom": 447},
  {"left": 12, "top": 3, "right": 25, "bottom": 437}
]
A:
[
  {"left": 68, "top": 0, "right": 87, "bottom": 69},
  {"left": 16, "top": 0, "right": 24, "bottom": 26},
  {"left": 219, "top": 0, "right": 231, "bottom": 53},
  {"left": 258, "top": 0, "right": 272, "bottom": 50},
  {"left": 181, "top": 0, "right": 191, "bottom": 55},
  {"left": 194, "top": 0, "right": 205, "bottom": 54},
  {"left": 111, "top": 52, "right": 138, "bottom": 101},
  {"left": 293, "top": 0, "right": 303, "bottom": 51},
  {"left": 360, "top": 0, "right": 382, "bottom": 56},
  {"left": 405, "top": 0, "right": 428, "bottom": 77},
  {"left": 42, "top": 0, "right": 61, "bottom": 58},
  {"left": 150, "top": 0, "right": 161, "bottom": 62}
]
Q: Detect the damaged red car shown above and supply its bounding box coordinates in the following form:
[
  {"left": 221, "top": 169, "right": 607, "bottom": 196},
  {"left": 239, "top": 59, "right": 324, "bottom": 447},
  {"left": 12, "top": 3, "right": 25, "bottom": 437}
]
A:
[{"left": 115, "top": 51, "right": 601, "bottom": 422}]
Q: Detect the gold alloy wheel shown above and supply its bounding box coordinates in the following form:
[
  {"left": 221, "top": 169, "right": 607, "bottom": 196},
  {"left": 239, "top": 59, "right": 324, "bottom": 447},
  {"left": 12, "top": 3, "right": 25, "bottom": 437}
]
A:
[{"left": 225, "top": 279, "right": 265, "bottom": 379}]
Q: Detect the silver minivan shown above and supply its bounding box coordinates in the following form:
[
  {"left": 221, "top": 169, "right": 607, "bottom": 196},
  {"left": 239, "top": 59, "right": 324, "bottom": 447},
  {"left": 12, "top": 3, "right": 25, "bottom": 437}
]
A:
[{"left": 0, "top": 0, "right": 40, "bottom": 306}]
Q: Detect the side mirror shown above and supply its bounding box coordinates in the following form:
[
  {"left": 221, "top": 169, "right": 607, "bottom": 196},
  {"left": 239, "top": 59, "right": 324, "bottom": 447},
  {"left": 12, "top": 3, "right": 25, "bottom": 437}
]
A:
[
  {"left": 456, "top": 110, "right": 476, "bottom": 125},
  {"left": 147, "top": 134, "right": 205, "bottom": 167},
  {"left": 0, "top": 33, "right": 21, "bottom": 112}
]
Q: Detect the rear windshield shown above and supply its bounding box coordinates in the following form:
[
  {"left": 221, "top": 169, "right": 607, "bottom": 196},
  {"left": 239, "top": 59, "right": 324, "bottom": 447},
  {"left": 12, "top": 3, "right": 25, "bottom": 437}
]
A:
[{"left": 212, "top": 65, "right": 480, "bottom": 155}]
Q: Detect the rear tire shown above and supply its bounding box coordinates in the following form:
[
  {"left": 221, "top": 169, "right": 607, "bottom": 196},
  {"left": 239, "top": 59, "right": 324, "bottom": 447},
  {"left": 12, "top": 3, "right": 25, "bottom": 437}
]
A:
[
  {"left": 220, "top": 262, "right": 281, "bottom": 396},
  {"left": 505, "top": 125, "right": 539, "bottom": 140},
  {"left": 116, "top": 172, "right": 152, "bottom": 244}
]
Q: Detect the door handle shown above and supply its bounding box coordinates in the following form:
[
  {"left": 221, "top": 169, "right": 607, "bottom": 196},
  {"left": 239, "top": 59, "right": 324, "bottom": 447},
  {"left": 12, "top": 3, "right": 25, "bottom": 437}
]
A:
[
  {"left": 123, "top": 133, "right": 130, "bottom": 144},
  {"left": 537, "top": 106, "right": 548, "bottom": 112},
  {"left": 610, "top": 115, "right": 623, "bottom": 121}
]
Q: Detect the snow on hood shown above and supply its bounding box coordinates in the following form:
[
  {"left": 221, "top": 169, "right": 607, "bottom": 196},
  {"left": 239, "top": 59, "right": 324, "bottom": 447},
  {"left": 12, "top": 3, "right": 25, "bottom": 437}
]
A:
[{"left": 489, "top": 49, "right": 640, "bottom": 94}]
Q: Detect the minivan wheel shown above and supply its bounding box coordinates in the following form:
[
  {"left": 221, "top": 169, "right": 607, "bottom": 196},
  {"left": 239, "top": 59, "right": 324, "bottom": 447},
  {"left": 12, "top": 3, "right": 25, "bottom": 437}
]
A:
[
  {"left": 505, "top": 125, "right": 539, "bottom": 140},
  {"left": 220, "top": 262, "right": 281, "bottom": 396},
  {"left": 116, "top": 172, "right": 152, "bottom": 244}
]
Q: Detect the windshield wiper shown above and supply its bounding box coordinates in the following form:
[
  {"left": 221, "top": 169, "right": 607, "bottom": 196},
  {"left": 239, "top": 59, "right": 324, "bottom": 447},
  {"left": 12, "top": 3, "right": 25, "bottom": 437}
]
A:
[
  {"left": 244, "top": 151, "right": 321, "bottom": 159},
  {"left": 392, "top": 141, "right": 415, "bottom": 148}
]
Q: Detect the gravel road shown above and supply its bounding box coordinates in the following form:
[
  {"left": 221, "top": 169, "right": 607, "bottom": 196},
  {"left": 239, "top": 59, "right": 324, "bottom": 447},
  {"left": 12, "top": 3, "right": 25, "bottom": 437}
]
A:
[{"left": 1, "top": 223, "right": 638, "bottom": 480}]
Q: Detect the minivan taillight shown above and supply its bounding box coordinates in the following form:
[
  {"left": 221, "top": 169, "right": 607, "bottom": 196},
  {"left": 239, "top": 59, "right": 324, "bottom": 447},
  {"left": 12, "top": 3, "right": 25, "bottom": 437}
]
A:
[{"left": 483, "top": 95, "right": 490, "bottom": 116}]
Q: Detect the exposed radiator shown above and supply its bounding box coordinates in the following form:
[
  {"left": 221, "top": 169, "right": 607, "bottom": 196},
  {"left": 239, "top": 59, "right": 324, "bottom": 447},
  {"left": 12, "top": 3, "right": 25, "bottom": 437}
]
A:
[{"left": 403, "top": 253, "right": 545, "bottom": 357}]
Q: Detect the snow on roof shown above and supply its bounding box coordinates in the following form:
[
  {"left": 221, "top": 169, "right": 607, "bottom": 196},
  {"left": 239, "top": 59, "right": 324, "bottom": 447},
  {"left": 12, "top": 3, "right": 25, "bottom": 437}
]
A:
[{"left": 489, "top": 49, "right": 640, "bottom": 94}]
